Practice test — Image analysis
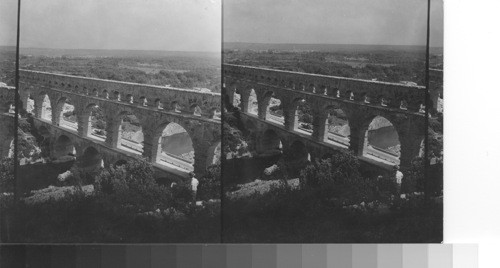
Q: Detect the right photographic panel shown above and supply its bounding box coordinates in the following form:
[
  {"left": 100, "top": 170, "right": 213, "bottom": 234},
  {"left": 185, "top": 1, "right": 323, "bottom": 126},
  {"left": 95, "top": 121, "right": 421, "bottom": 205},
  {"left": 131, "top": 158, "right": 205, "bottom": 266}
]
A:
[{"left": 222, "top": 0, "right": 443, "bottom": 242}]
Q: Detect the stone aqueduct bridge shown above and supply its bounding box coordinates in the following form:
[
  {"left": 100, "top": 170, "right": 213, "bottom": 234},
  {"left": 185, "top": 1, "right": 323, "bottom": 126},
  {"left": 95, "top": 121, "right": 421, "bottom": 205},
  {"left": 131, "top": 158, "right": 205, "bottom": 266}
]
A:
[
  {"left": 223, "top": 64, "right": 427, "bottom": 169},
  {"left": 19, "top": 69, "right": 221, "bottom": 179}
]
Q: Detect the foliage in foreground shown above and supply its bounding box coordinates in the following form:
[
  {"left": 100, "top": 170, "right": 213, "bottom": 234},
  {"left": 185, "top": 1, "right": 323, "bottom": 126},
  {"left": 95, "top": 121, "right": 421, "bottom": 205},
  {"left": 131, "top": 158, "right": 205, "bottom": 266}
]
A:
[
  {"left": 0, "top": 158, "right": 14, "bottom": 193},
  {"left": 223, "top": 153, "right": 442, "bottom": 243},
  {"left": 0, "top": 160, "right": 221, "bottom": 243}
]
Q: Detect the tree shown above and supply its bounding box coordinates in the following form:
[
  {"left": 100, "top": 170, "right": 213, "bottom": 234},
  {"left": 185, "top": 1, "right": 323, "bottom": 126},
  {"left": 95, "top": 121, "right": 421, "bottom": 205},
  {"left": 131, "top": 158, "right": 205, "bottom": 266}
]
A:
[
  {"left": 94, "top": 160, "right": 172, "bottom": 212},
  {"left": 198, "top": 163, "right": 221, "bottom": 200}
]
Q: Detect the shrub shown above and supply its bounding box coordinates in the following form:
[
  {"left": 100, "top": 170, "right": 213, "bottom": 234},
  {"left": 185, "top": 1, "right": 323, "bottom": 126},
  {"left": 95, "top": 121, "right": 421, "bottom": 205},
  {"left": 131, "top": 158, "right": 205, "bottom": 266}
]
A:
[
  {"left": 402, "top": 157, "right": 425, "bottom": 194},
  {"left": 197, "top": 163, "right": 221, "bottom": 200},
  {"left": 0, "top": 158, "right": 14, "bottom": 193},
  {"left": 296, "top": 152, "right": 390, "bottom": 205},
  {"left": 300, "top": 152, "right": 361, "bottom": 188},
  {"left": 94, "top": 160, "right": 173, "bottom": 212},
  {"left": 59, "top": 166, "right": 101, "bottom": 186}
]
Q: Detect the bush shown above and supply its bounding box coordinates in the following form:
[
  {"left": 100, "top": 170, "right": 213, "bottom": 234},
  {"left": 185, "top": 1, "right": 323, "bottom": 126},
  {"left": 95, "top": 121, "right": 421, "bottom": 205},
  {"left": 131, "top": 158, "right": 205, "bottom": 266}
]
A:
[
  {"left": 0, "top": 158, "right": 14, "bottom": 193},
  {"left": 197, "top": 163, "right": 221, "bottom": 200},
  {"left": 59, "top": 166, "right": 101, "bottom": 186},
  {"left": 300, "top": 152, "right": 361, "bottom": 187},
  {"left": 94, "top": 160, "right": 173, "bottom": 212},
  {"left": 402, "top": 158, "right": 425, "bottom": 194}
]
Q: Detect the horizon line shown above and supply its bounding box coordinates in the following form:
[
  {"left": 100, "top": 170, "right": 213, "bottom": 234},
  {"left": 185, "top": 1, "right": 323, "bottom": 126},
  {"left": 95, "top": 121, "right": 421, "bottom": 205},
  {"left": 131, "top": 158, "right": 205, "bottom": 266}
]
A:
[
  {"left": 223, "top": 41, "right": 443, "bottom": 48},
  {"left": 0, "top": 46, "right": 220, "bottom": 54}
]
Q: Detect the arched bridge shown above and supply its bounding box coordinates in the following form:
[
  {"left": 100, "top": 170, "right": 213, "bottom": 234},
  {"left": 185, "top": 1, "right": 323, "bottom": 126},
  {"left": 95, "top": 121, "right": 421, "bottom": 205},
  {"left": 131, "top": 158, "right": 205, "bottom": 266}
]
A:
[
  {"left": 19, "top": 69, "right": 221, "bottom": 179},
  {"left": 223, "top": 64, "right": 426, "bottom": 170}
]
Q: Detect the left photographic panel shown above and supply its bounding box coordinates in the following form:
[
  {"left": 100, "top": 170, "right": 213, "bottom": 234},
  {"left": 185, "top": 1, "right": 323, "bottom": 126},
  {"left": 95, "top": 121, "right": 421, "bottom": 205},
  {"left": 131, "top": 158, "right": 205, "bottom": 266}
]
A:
[
  {"left": 0, "top": 0, "right": 19, "bottom": 242},
  {"left": 4, "top": 0, "right": 222, "bottom": 243}
]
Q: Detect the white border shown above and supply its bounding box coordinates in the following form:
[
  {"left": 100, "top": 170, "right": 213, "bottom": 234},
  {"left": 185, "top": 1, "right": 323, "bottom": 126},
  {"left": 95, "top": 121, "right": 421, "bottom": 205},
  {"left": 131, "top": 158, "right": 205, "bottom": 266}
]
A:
[{"left": 444, "top": 0, "right": 500, "bottom": 267}]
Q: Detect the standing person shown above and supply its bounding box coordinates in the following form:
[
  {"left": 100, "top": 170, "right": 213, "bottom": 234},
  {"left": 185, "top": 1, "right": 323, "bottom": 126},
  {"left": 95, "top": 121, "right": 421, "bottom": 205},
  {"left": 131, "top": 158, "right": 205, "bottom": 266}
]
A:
[
  {"left": 190, "top": 172, "right": 199, "bottom": 202},
  {"left": 394, "top": 165, "right": 403, "bottom": 197}
]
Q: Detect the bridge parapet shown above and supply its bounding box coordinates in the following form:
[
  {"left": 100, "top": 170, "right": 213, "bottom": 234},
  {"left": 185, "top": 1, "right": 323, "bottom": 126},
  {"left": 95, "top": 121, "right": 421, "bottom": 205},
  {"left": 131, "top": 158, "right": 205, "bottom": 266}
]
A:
[
  {"left": 20, "top": 69, "right": 221, "bottom": 118},
  {"left": 224, "top": 64, "right": 426, "bottom": 113}
]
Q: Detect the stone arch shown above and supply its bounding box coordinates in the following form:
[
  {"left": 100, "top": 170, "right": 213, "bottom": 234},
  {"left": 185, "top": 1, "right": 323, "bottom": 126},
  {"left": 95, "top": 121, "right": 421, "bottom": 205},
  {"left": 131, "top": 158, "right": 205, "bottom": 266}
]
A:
[
  {"left": 154, "top": 98, "right": 163, "bottom": 109},
  {"left": 3, "top": 101, "right": 15, "bottom": 114},
  {"left": 125, "top": 94, "right": 134, "bottom": 104},
  {"left": 190, "top": 104, "right": 202, "bottom": 116},
  {"left": 363, "top": 93, "right": 372, "bottom": 103},
  {"left": 139, "top": 96, "right": 148, "bottom": 106},
  {"left": 114, "top": 159, "right": 128, "bottom": 167},
  {"left": 24, "top": 92, "right": 35, "bottom": 114},
  {"left": 419, "top": 138, "right": 426, "bottom": 158},
  {"left": 377, "top": 94, "right": 390, "bottom": 107},
  {"left": 78, "top": 146, "right": 104, "bottom": 170},
  {"left": 55, "top": 96, "right": 77, "bottom": 131},
  {"left": 206, "top": 141, "right": 221, "bottom": 167},
  {"left": 53, "top": 134, "right": 76, "bottom": 159},
  {"left": 318, "top": 85, "right": 328, "bottom": 95},
  {"left": 346, "top": 90, "right": 355, "bottom": 100},
  {"left": 102, "top": 90, "right": 109, "bottom": 99},
  {"left": 171, "top": 101, "right": 181, "bottom": 112},
  {"left": 362, "top": 115, "right": 401, "bottom": 165},
  {"left": 265, "top": 91, "right": 284, "bottom": 125},
  {"left": 399, "top": 99, "right": 408, "bottom": 110},
  {"left": 83, "top": 103, "right": 107, "bottom": 140},
  {"left": 209, "top": 107, "right": 221, "bottom": 120},
  {"left": 116, "top": 110, "right": 144, "bottom": 155},
  {"left": 153, "top": 121, "right": 194, "bottom": 172},
  {"left": 306, "top": 83, "right": 315, "bottom": 93},
  {"left": 259, "top": 129, "right": 283, "bottom": 155},
  {"left": 291, "top": 97, "right": 313, "bottom": 135},
  {"left": 113, "top": 91, "right": 121, "bottom": 101},
  {"left": 231, "top": 87, "right": 241, "bottom": 107},
  {"left": 39, "top": 92, "right": 52, "bottom": 121},
  {"left": 0, "top": 138, "right": 14, "bottom": 158},
  {"left": 247, "top": 88, "right": 258, "bottom": 115},
  {"left": 323, "top": 104, "right": 350, "bottom": 147}
]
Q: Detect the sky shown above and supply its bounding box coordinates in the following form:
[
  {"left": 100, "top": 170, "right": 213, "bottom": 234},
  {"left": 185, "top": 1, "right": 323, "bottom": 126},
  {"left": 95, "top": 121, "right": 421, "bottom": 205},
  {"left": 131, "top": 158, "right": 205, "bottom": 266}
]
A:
[
  {"left": 1, "top": 0, "right": 443, "bottom": 49},
  {"left": 224, "top": 0, "right": 444, "bottom": 47},
  {"left": 0, "top": 0, "right": 18, "bottom": 47},
  {"left": 15, "top": 0, "right": 221, "bottom": 52}
]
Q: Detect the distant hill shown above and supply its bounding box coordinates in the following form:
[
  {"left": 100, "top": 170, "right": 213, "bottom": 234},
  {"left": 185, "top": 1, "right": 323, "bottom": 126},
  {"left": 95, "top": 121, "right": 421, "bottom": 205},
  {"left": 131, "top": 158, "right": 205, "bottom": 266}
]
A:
[
  {"left": 224, "top": 42, "right": 442, "bottom": 54},
  {"left": 0, "top": 46, "right": 16, "bottom": 52},
  {"left": 19, "top": 47, "right": 220, "bottom": 59}
]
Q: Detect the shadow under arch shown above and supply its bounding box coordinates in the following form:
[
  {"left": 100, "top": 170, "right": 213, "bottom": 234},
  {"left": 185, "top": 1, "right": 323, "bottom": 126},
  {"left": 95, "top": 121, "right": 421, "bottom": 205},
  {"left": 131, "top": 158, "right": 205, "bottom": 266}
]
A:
[
  {"left": 53, "top": 134, "right": 76, "bottom": 159},
  {"left": 78, "top": 146, "right": 104, "bottom": 171}
]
